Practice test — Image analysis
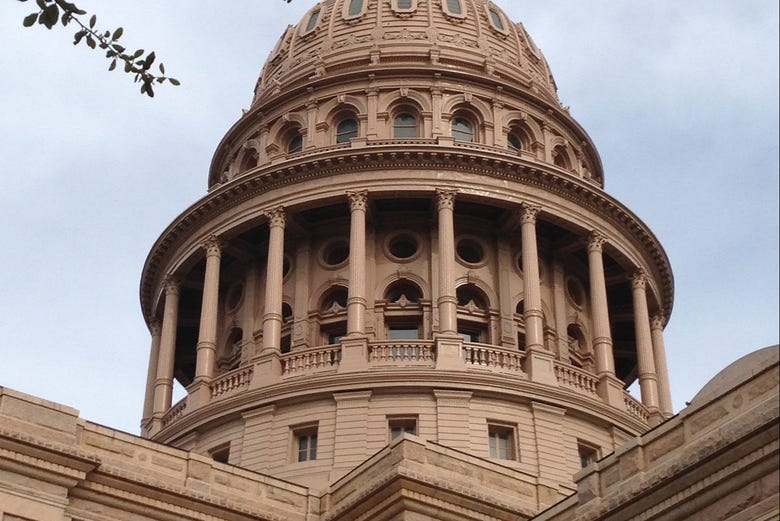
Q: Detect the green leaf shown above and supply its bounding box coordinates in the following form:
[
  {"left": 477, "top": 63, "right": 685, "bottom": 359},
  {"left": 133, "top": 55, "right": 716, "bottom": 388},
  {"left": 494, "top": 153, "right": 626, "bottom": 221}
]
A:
[
  {"left": 108, "top": 59, "right": 116, "bottom": 71},
  {"left": 35, "top": 0, "right": 46, "bottom": 9},
  {"left": 89, "top": 14, "right": 96, "bottom": 28},
  {"left": 159, "top": 63, "right": 165, "bottom": 74},
  {"left": 132, "top": 49, "right": 144, "bottom": 59},
  {"left": 143, "top": 51, "right": 155, "bottom": 70},
  {"left": 40, "top": 4, "right": 59, "bottom": 28},
  {"left": 169, "top": 78, "right": 180, "bottom": 86},
  {"left": 86, "top": 35, "right": 96, "bottom": 49},
  {"left": 112, "top": 27, "right": 123, "bottom": 40},
  {"left": 23, "top": 13, "right": 38, "bottom": 27},
  {"left": 73, "top": 30, "right": 85, "bottom": 44}
]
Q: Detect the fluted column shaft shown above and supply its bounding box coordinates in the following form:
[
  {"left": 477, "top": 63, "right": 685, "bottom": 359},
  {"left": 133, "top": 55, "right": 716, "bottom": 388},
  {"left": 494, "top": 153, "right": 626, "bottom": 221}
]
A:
[
  {"left": 194, "top": 237, "right": 222, "bottom": 383},
  {"left": 651, "top": 315, "right": 674, "bottom": 415},
  {"left": 153, "top": 278, "right": 180, "bottom": 417},
  {"left": 588, "top": 233, "right": 616, "bottom": 376},
  {"left": 631, "top": 271, "right": 659, "bottom": 411},
  {"left": 552, "top": 259, "right": 570, "bottom": 362},
  {"left": 261, "top": 207, "right": 286, "bottom": 353},
  {"left": 347, "top": 191, "right": 368, "bottom": 335},
  {"left": 521, "top": 205, "right": 544, "bottom": 351},
  {"left": 436, "top": 189, "right": 458, "bottom": 335},
  {"left": 142, "top": 321, "right": 161, "bottom": 422}
]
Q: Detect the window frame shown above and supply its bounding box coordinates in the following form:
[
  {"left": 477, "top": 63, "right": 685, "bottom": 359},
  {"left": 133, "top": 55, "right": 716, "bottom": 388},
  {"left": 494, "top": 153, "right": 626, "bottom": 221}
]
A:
[
  {"left": 578, "top": 441, "right": 600, "bottom": 469},
  {"left": 442, "top": 0, "right": 466, "bottom": 19},
  {"left": 293, "top": 424, "right": 319, "bottom": 462},
  {"left": 393, "top": 112, "right": 419, "bottom": 138},
  {"left": 300, "top": 6, "right": 322, "bottom": 36},
  {"left": 343, "top": 0, "right": 367, "bottom": 20},
  {"left": 388, "top": 415, "right": 418, "bottom": 441},
  {"left": 451, "top": 115, "right": 476, "bottom": 142},
  {"left": 287, "top": 133, "right": 304, "bottom": 154},
  {"left": 486, "top": 5, "right": 509, "bottom": 35},
  {"left": 391, "top": 0, "right": 417, "bottom": 15},
  {"left": 487, "top": 423, "right": 517, "bottom": 461}
]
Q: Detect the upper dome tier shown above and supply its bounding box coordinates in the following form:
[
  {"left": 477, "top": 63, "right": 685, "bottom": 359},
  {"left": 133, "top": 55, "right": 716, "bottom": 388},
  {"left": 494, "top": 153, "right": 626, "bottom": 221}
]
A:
[{"left": 253, "top": 0, "right": 559, "bottom": 106}]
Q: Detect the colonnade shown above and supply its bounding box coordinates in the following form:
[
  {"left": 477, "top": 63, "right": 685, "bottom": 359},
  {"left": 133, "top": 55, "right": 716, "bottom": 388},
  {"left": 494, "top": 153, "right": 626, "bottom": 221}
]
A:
[{"left": 142, "top": 191, "right": 673, "bottom": 431}]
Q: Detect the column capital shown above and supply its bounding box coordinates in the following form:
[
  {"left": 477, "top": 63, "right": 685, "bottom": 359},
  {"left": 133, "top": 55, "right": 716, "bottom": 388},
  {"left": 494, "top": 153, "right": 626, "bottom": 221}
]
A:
[
  {"left": 520, "top": 203, "right": 542, "bottom": 225},
  {"left": 587, "top": 231, "right": 607, "bottom": 253},
  {"left": 631, "top": 269, "right": 648, "bottom": 291},
  {"left": 263, "top": 206, "right": 286, "bottom": 228},
  {"left": 202, "top": 235, "right": 222, "bottom": 257},
  {"left": 436, "top": 188, "right": 457, "bottom": 211},
  {"left": 650, "top": 314, "right": 666, "bottom": 330},
  {"left": 347, "top": 190, "right": 369, "bottom": 212},
  {"left": 163, "top": 276, "right": 180, "bottom": 296},
  {"left": 149, "top": 320, "right": 162, "bottom": 336}
]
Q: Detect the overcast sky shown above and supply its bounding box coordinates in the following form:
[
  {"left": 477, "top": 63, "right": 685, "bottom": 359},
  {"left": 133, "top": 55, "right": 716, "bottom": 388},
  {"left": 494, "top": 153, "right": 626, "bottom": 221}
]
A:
[{"left": 1, "top": 1, "right": 777, "bottom": 435}]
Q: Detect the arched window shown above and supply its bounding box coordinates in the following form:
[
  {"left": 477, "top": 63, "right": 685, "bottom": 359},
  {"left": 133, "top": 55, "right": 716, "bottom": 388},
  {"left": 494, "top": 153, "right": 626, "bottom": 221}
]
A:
[
  {"left": 383, "top": 279, "right": 424, "bottom": 340},
  {"left": 303, "top": 8, "right": 321, "bottom": 34},
  {"left": 347, "top": 0, "right": 363, "bottom": 17},
  {"left": 287, "top": 134, "right": 303, "bottom": 154},
  {"left": 488, "top": 8, "right": 505, "bottom": 31},
  {"left": 219, "top": 328, "right": 243, "bottom": 371},
  {"left": 452, "top": 117, "right": 475, "bottom": 142},
  {"left": 319, "top": 286, "right": 348, "bottom": 345},
  {"left": 567, "top": 324, "right": 592, "bottom": 370},
  {"left": 281, "top": 303, "right": 293, "bottom": 353},
  {"left": 514, "top": 301, "right": 526, "bottom": 351},
  {"left": 336, "top": 118, "right": 358, "bottom": 143},
  {"left": 393, "top": 113, "right": 418, "bottom": 138},
  {"left": 457, "top": 284, "right": 490, "bottom": 343},
  {"left": 553, "top": 146, "right": 571, "bottom": 169},
  {"left": 507, "top": 132, "right": 523, "bottom": 153}
]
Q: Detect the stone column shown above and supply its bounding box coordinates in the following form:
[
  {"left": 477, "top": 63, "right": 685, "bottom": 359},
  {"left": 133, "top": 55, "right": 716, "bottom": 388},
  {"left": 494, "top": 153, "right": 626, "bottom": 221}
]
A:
[
  {"left": 631, "top": 271, "right": 660, "bottom": 415},
  {"left": 431, "top": 84, "right": 443, "bottom": 137},
  {"left": 306, "top": 101, "right": 318, "bottom": 149},
  {"left": 347, "top": 191, "right": 368, "bottom": 336},
  {"left": 588, "top": 233, "right": 623, "bottom": 406},
  {"left": 651, "top": 314, "right": 674, "bottom": 416},
  {"left": 520, "top": 205, "right": 556, "bottom": 384},
  {"left": 366, "top": 86, "right": 379, "bottom": 138},
  {"left": 261, "top": 207, "right": 286, "bottom": 354},
  {"left": 552, "top": 258, "right": 570, "bottom": 363},
  {"left": 141, "top": 320, "right": 161, "bottom": 428},
  {"left": 152, "top": 277, "right": 180, "bottom": 427},
  {"left": 190, "top": 236, "right": 222, "bottom": 409},
  {"left": 434, "top": 189, "right": 464, "bottom": 370}
]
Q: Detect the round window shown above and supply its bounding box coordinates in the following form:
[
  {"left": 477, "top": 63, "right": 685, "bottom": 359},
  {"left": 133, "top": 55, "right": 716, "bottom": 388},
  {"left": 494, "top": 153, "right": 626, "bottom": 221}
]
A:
[
  {"left": 388, "top": 233, "right": 419, "bottom": 260},
  {"left": 322, "top": 240, "right": 350, "bottom": 267},
  {"left": 456, "top": 238, "right": 485, "bottom": 265}
]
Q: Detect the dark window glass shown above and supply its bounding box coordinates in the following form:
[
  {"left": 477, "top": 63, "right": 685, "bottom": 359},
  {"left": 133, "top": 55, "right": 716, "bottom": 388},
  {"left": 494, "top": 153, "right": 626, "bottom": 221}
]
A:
[
  {"left": 389, "top": 418, "right": 417, "bottom": 439},
  {"left": 488, "top": 426, "right": 514, "bottom": 459},
  {"left": 297, "top": 431, "right": 318, "bottom": 461},
  {"left": 336, "top": 118, "right": 358, "bottom": 143},
  {"left": 305, "top": 9, "right": 320, "bottom": 32},
  {"left": 288, "top": 134, "right": 303, "bottom": 153},
  {"left": 489, "top": 9, "right": 504, "bottom": 30},
  {"left": 452, "top": 117, "right": 474, "bottom": 142},
  {"left": 348, "top": 0, "right": 363, "bottom": 16},
  {"left": 388, "top": 327, "right": 419, "bottom": 340},
  {"left": 393, "top": 113, "right": 418, "bottom": 138},
  {"left": 446, "top": 0, "right": 462, "bottom": 15},
  {"left": 508, "top": 133, "right": 523, "bottom": 152},
  {"left": 396, "top": 0, "right": 413, "bottom": 8}
]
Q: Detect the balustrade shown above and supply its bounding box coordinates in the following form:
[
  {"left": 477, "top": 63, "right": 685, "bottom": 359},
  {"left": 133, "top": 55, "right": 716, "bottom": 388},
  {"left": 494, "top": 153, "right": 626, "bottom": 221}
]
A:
[
  {"left": 282, "top": 345, "right": 341, "bottom": 376},
  {"left": 210, "top": 366, "right": 253, "bottom": 399},
  {"left": 462, "top": 343, "right": 525, "bottom": 374},
  {"left": 161, "top": 397, "right": 187, "bottom": 427},
  {"left": 368, "top": 340, "right": 435, "bottom": 366},
  {"left": 624, "top": 392, "right": 651, "bottom": 423},
  {"left": 553, "top": 362, "right": 598, "bottom": 396}
]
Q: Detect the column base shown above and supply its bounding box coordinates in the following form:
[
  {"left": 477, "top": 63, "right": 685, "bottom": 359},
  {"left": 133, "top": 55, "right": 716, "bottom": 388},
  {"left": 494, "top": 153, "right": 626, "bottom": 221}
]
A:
[
  {"left": 597, "top": 374, "right": 626, "bottom": 408},
  {"left": 434, "top": 334, "right": 465, "bottom": 371},
  {"left": 249, "top": 352, "right": 282, "bottom": 389},
  {"left": 523, "top": 347, "right": 558, "bottom": 386},
  {"left": 186, "top": 380, "right": 212, "bottom": 411},
  {"left": 338, "top": 335, "right": 369, "bottom": 373},
  {"left": 648, "top": 409, "right": 665, "bottom": 427}
]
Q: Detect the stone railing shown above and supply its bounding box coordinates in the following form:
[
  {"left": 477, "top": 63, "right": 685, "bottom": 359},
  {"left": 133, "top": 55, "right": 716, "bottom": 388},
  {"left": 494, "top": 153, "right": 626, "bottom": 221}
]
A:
[
  {"left": 554, "top": 362, "right": 598, "bottom": 396},
  {"left": 161, "top": 397, "right": 187, "bottom": 427},
  {"left": 462, "top": 343, "right": 525, "bottom": 374},
  {"left": 282, "top": 345, "right": 341, "bottom": 376},
  {"left": 369, "top": 340, "right": 435, "bottom": 367},
  {"left": 624, "top": 392, "right": 650, "bottom": 423},
  {"left": 210, "top": 366, "right": 253, "bottom": 400}
]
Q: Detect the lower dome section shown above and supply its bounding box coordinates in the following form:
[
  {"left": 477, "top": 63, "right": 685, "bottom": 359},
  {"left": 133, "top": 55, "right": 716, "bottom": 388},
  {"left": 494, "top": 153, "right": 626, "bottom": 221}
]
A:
[{"left": 153, "top": 362, "right": 649, "bottom": 491}]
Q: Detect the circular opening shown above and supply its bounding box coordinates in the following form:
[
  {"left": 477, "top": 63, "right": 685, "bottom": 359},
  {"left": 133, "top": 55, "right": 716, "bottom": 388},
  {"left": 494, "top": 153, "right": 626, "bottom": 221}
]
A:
[
  {"left": 566, "top": 277, "right": 585, "bottom": 307},
  {"left": 388, "top": 234, "right": 418, "bottom": 259},
  {"left": 225, "top": 282, "right": 244, "bottom": 312},
  {"left": 457, "top": 239, "right": 484, "bottom": 264},
  {"left": 322, "top": 240, "right": 349, "bottom": 267}
]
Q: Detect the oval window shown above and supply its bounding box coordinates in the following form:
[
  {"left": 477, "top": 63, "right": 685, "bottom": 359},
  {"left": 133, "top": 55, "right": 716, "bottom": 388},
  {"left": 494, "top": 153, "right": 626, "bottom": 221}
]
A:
[
  {"left": 303, "top": 8, "right": 320, "bottom": 34},
  {"left": 446, "top": 0, "right": 463, "bottom": 15},
  {"left": 489, "top": 9, "right": 504, "bottom": 31},
  {"left": 347, "top": 0, "right": 363, "bottom": 17}
]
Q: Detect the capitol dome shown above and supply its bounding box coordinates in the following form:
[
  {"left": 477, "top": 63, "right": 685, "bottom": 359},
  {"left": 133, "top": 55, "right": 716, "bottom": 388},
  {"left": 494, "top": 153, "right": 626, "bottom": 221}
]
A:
[{"left": 139, "top": 0, "right": 675, "bottom": 498}]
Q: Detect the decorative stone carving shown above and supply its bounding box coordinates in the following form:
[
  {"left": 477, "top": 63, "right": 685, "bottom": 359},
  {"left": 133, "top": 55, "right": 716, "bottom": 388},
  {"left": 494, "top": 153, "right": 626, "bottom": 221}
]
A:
[
  {"left": 588, "top": 232, "right": 607, "bottom": 253},
  {"left": 436, "top": 188, "right": 457, "bottom": 210},
  {"left": 347, "top": 190, "right": 369, "bottom": 212},
  {"left": 631, "top": 270, "right": 648, "bottom": 291},
  {"left": 202, "top": 235, "right": 222, "bottom": 257},
  {"left": 520, "top": 203, "right": 541, "bottom": 225},
  {"left": 263, "top": 207, "right": 286, "bottom": 228}
]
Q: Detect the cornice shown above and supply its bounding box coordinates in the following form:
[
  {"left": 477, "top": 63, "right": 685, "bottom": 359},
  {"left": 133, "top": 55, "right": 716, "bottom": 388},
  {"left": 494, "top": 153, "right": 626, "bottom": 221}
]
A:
[{"left": 142, "top": 146, "right": 673, "bottom": 323}]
